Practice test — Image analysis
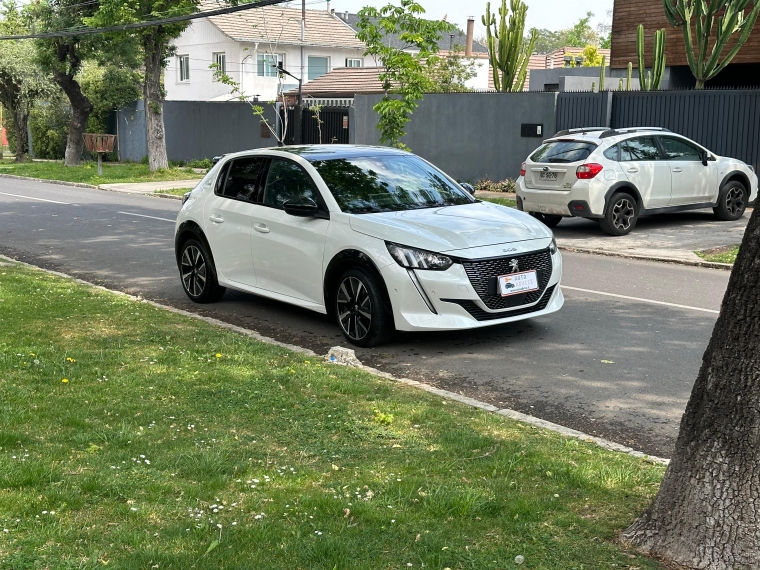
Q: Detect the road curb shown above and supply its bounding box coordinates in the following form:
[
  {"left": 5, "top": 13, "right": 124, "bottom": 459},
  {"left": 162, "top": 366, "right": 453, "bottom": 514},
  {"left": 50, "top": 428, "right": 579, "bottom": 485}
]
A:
[
  {"left": 0, "top": 173, "right": 97, "bottom": 189},
  {"left": 559, "top": 245, "right": 733, "bottom": 271},
  {"left": 0, "top": 253, "right": 670, "bottom": 467}
]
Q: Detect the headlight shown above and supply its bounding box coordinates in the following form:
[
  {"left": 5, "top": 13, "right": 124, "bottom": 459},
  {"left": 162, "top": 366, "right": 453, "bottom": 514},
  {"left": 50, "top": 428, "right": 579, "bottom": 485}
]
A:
[
  {"left": 386, "top": 243, "right": 453, "bottom": 271},
  {"left": 549, "top": 237, "right": 558, "bottom": 255}
]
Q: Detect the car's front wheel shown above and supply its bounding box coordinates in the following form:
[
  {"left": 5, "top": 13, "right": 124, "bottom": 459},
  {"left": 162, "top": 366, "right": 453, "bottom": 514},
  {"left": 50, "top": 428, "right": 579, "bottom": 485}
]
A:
[
  {"left": 334, "top": 267, "right": 394, "bottom": 348},
  {"left": 530, "top": 212, "right": 563, "bottom": 228},
  {"left": 179, "top": 238, "right": 226, "bottom": 303},
  {"left": 600, "top": 192, "right": 638, "bottom": 236},
  {"left": 713, "top": 181, "right": 747, "bottom": 221}
]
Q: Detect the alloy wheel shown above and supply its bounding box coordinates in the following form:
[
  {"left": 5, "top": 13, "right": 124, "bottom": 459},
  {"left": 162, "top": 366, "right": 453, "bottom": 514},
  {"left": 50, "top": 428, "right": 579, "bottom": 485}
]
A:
[
  {"left": 726, "top": 187, "right": 745, "bottom": 217},
  {"left": 611, "top": 198, "right": 635, "bottom": 231},
  {"left": 336, "top": 276, "right": 372, "bottom": 341},
  {"left": 181, "top": 245, "right": 207, "bottom": 297}
]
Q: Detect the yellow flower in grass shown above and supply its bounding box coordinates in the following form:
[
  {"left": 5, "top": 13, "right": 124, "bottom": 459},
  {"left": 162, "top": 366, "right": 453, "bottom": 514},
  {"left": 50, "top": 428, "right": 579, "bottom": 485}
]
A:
[
  {"left": 66, "top": 357, "right": 76, "bottom": 363},
  {"left": 215, "top": 353, "right": 222, "bottom": 359},
  {"left": 61, "top": 378, "right": 69, "bottom": 383}
]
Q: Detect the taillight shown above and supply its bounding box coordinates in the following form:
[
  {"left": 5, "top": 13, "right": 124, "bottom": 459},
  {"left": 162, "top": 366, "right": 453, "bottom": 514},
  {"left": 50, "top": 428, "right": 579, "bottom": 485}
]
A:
[
  {"left": 576, "top": 163, "right": 604, "bottom": 179},
  {"left": 520, "top": 162, "right": 526, "bottom": 177}
]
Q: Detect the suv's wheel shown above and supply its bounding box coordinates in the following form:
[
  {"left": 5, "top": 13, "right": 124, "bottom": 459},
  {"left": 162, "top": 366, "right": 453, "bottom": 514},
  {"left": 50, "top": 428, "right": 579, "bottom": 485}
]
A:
[
  {"left": 714, "top": 181, "right": 747, "bottom": 221},
  {"left": 179, "top": 238, "right": 226, "bottom": 303},
  {"left": 600, "top": 192, "right": 638, "bottom": 236},
  {"left": 530, "top": 212, "right": 563, "bottom": 228},
  {"left": 334, "top": 267, "right": 394, "bottom": 347}
]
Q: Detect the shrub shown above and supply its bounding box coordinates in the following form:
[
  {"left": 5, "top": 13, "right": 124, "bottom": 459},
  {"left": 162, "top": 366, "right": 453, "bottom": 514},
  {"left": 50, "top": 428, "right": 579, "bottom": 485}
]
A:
[
  {"left": 29, "top": 97, "right": 71, "bottom": 160},
  {"left": 186, "top": 158, "right": 213, "bottom": 169},
  {"left": 474, "top": 178, "right": 516, "bottom": 193}
]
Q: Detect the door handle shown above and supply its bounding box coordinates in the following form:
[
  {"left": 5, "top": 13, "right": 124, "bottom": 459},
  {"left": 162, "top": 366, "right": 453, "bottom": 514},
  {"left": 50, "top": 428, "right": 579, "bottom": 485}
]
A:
[
  {"left": 672, "top": 167, "right": 683, "bottom": 173},
  {"left": 626, "top": 167, "right": 639, "bottom": 173},
  {"left": 253, "top": 223, "right": 270, "bottom": 233},
  {"left": 208, "top": 214, "right": 224, "bottom": 223}
]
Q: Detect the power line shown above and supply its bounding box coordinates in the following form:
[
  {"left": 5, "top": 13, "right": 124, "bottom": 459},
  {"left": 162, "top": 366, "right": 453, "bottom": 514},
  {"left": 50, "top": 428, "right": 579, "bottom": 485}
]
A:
[{"left": 0, "top": 0, "right": 290, "bottom": 40}]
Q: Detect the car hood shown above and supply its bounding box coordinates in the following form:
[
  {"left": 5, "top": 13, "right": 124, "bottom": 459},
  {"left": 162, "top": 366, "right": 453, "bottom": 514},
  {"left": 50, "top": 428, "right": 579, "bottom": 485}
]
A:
[{"left": 348, "top": 202, "right": 551, "bottom": 252}]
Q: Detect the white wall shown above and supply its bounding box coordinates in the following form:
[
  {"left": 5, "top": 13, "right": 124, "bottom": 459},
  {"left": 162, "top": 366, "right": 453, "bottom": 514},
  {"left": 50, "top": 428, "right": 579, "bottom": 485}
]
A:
[
  {"left": 465, "top": 58, "right": 490, "bottom": 91},
  {"left": 166, "top": 19, "right": 368, "bottom": 102}
]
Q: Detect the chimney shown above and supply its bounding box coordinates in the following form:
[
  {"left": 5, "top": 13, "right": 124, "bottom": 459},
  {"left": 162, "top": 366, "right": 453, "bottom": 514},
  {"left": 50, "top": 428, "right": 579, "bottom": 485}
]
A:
[
  {"left": 465, "top": 17, "right": 474, "bottom": 57},
  {"left": 344, "top": 11, "right": 348, "bottom": 21},
  {"left": 326, "top": 0, "right": 330, "bottom": 12}
]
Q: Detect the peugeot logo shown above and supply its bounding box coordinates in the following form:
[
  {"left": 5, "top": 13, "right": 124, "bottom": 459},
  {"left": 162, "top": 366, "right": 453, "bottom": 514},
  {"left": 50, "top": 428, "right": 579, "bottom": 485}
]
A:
[{"left": 509, "top": 259, "right": 519, "bottom": 272}]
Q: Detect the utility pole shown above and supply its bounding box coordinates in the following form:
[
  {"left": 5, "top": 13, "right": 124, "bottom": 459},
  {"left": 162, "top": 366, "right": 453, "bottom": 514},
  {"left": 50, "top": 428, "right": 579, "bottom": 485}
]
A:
[{"left": 294, "top": 0, "right": 305, "bottom": 145}]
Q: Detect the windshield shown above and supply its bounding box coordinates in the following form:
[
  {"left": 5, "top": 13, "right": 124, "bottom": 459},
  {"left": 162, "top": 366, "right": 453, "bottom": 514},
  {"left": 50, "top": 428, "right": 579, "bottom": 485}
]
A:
[
  {"left": 530, "top": 140, "right": 597, "bottom": 163},
  {"left": 310, "top": 155, "right": 475, "bottom": 214}
]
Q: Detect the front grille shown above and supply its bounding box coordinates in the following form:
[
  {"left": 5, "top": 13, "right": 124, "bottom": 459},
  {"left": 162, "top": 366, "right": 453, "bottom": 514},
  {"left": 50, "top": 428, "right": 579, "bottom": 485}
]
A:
[
  {"left": 443, "top": 285, "right": 557, "bottom": 322},
  {"left": 460, "top": 249, "right": 553, "bottom": 310}
]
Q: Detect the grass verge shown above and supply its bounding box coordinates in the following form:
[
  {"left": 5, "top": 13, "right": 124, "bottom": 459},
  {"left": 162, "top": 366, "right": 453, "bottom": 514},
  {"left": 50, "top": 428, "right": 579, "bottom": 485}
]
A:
[
  {"left": 0, "top": 263, "right": 664, "bottom": 569},
  {"left": 695, "top": 245, "right": 739, "bottom": 264},
  {"left": 155, "top": 188, "right": 194, "bottom": 196},
  {"left": 0, "top": 161, "right": 204, "bottom": 185},
  {"left": 480, "top": 196, "right": 517, "bottom": 208}
]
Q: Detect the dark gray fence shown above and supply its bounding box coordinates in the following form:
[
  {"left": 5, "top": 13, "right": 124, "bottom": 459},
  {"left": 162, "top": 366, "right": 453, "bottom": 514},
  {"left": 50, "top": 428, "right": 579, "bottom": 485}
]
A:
[
  {"left": 611, "top": 90, "right": 760, "bottom": 171},
  {"left": 113, "top": 101, "right": 280, "bottom": 163},
  {"left": 555, "top": 92, "right": 612, "bottom": 132},
  {"left": 354, "top": 92, "right": 558, "bottom": 181}
]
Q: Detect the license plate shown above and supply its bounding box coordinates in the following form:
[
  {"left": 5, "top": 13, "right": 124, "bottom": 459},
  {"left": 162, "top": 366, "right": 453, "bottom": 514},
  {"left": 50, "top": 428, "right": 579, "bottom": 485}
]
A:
[
  {"left": 539, "top": 172, "right": 558, "bottom": 181},
  {"left": 497, "top": 270, "right": 539, "bottom": 297}
]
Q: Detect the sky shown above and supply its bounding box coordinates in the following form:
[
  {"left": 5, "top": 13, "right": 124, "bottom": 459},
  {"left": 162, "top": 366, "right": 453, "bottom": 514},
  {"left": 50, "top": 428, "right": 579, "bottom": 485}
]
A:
[{"left": 293, "top": 0, "right": 614, "bottom": 36}]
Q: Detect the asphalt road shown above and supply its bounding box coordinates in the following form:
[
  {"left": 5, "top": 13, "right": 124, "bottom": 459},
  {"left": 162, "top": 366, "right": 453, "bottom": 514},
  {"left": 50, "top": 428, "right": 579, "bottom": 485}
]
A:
[{"left": 0, "top": 178, "right": 730, "bottom": 457}]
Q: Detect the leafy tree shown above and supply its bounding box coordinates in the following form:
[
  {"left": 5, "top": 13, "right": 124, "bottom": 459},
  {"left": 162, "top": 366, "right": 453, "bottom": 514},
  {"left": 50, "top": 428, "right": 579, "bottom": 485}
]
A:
[
  {"left": 622, "top": 202, "right": 760, "bottom": 566},
  {"left": 0, "top": 1, "right": 52, "bottom": 161},
  {"left": 356, "top": 0, "right": 454, "bottom": 149},
  {"left": 529, "top": 12, "right": 601, "bottom": 54},
  {"left": 663, "top": 0, "right": 760, "bottom": 89},
  {"left": 79, "top": 63, "right": 142, "bottom": 134},
  {"left": 88, "top": 0, "right": 199, "bottom": 171},
  {"left": 581, "top": 44, "right": 603, "bottom": 66},
  {"left": 422, "top": 45, "right": 476, "bottom": 92}
]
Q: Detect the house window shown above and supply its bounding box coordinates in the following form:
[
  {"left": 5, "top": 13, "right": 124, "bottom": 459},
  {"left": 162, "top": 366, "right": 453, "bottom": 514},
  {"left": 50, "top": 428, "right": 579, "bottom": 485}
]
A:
[
  {"left": 345, "top": 58, "right": 362, "bottom": 68},
  {"left": 308, "top": 56, "right": 329, "bottom": 80},
  {"left": 178, "top": 55, "right": 190, "bottom": 82},
  {"left": 213, "top": 52, "right": 226, "bottom": 78},
  {"left": 257, "top": 53, "right": 282, "bottom": 77}
]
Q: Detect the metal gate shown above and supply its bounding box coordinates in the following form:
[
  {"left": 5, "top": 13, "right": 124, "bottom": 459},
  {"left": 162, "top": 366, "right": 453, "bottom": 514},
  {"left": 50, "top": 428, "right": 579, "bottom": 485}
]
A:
[{"left": 282, "top": 106, "right": 350, "bottom": 145}]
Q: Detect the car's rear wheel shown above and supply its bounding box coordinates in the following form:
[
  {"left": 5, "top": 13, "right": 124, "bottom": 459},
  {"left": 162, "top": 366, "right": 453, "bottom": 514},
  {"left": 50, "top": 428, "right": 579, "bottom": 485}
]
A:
[
  {"left": 334, "top": 267, "right": 394, "bottom": 348},
  {"left": 600, "top": 192, "right": 638, "bottom": 236},
  {"left": 530, "top": 212, "right": 563, "bottom": 228},
  {"left": 713, "top": 181, "right": 747, "bottom": 221},
  {"left": 179, "top": 238, "right": 225, "bottom": 303}
]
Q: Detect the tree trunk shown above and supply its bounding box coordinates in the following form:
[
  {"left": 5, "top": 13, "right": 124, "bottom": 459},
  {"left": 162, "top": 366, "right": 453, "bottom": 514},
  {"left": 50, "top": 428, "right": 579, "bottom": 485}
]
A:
[
  {"left": 143, "top": 31, "right": 169, "bottom": 172},
  {"left": 622, "top": 205, "right": 760, "bottom": 568},
  {"left": 12, "top": 105, "right": 27, "bottom": 162},
  {"left": 54, "top": 71, "right": 93, "bottom": 167}
]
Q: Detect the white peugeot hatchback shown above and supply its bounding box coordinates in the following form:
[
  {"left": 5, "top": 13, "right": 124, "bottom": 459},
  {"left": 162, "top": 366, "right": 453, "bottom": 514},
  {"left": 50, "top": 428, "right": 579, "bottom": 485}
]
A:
[
  {"left": 516, "top": 127, "right": 758, "bottom": 235},
  {"left": 175, "top": 145, "right": 563, "bottom": 346}
]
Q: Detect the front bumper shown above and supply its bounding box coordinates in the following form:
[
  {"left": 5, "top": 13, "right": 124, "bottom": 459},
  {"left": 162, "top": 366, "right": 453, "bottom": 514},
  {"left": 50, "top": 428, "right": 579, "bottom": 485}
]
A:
[{"left": 381, "top": 248, "right": 563, "bottom": 332}]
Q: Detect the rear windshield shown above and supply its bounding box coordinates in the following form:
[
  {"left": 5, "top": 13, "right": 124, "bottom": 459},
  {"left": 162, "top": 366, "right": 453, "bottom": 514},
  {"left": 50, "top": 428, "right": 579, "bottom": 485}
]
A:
[{"left": 531, "top": 140, "right": 597, "bottom": 163}]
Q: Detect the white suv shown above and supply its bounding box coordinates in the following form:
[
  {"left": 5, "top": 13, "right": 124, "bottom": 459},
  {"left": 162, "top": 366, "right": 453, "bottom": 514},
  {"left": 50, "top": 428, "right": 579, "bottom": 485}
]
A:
[{"left": 516, "top": 127, "right": 758, "bottom": 235}]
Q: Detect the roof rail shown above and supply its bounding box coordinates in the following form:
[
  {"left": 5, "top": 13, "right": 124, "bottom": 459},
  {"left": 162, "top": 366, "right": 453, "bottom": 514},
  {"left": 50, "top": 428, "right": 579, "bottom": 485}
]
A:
[
  {"left": 598, "top": 127, "right": 672, "bottom": 139},
  {"left": 552, "top": 127, "right": 608, "bottom": 137}
]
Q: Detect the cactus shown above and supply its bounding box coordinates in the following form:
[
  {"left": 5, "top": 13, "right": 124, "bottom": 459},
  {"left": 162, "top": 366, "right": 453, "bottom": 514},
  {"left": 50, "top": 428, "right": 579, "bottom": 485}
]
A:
[
  {"left": 619, "top": 78, "right": 624, "bottom": 91},
  {"left": 598, "top": 54, "right": 606, "bottom": 91},
  {"left": 482, "top": 0, "right": 537, "bottom": 92},
  {"left": 663, "top": 0, "right": 760, "bottom": 89},
  {"left": 637, "top": 24, "right": 666, "bottom": 90},
  {"left": 627, "top": 62, "right": 632, "bottom": 90},
  {"left": 591, "top": 81, "right": 596, "bottom": 92}
]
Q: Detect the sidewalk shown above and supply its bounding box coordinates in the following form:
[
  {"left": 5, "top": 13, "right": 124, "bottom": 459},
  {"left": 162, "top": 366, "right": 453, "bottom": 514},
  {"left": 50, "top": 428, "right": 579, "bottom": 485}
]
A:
[{"left": 99, "top": 179, "right": 198, "bottom": 195}]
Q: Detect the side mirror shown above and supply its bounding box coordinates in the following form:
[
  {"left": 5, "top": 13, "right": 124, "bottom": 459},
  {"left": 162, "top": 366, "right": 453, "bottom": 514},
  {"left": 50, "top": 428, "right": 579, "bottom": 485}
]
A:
[
  {"left": 460, "top": 182, "right": 475, "bottom": 195},
  {"left": 283, "top": 197, "right": 319, "bottom": 217}
]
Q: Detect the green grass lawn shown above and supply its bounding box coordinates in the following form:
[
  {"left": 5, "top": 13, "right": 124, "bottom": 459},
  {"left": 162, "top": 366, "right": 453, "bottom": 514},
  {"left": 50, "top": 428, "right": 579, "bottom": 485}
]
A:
[
  {"left": 0, "top": 160, "right": 204, "bottom": 185},
  {"left": 155, "top": 188, "right": 194, "bottom": 196},
  {"left": 0, "top": 263, "right": 665, "bottom": 569},
  {"left": 480, "top": 196, "right": 517, "bottom": 208},
  {"left": 696, "top": 246, "right": 739, "bottom": 264}
]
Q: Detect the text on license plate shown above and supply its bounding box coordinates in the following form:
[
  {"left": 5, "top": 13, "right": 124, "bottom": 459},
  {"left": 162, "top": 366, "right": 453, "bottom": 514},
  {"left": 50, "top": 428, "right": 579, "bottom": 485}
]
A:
[
  {"left": 539, "top": 172, "right": 558, "bottom": 181},
  {"left": 497, "top": 270, "right": 539, "bottom": 297}
]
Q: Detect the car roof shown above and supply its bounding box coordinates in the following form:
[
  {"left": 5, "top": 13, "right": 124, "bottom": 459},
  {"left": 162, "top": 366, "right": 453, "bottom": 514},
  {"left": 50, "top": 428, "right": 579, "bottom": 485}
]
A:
[
  {"left": 547, "top": 127, "right": 674, "bottom": 143},
  {"left": 277, "top": 144, "right": 410, "bottom": 161}
]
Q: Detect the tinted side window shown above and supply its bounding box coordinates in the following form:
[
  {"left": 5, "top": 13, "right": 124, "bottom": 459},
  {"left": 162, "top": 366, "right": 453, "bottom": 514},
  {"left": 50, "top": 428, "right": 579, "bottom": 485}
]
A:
[
  {"left": 603, "top": 145, "right": 619, "bottom": 161},
  {"left": 263, "top": 159, "right": 321, "bottom": 210},
  {"left": 621, "top": 137, "right": 662, "bottom": 161},
  {"left": 220, "top": 157, "right": 266, "bottom": 202},
  {"left": 660, "top": 137, "right": 702, "bottom": 161},
  {"left": 214, "top": 161, "right": 231, "bottom": 195}
]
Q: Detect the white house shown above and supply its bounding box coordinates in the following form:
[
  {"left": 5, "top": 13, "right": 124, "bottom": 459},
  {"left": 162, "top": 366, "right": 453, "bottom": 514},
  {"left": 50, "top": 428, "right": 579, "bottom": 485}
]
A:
[{"left": 166, "top": 4, "right": 368, "bottom": 102}]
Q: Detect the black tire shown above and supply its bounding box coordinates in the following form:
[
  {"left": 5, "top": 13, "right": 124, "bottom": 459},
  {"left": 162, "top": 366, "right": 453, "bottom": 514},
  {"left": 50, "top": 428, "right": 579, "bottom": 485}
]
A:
[
  {"left": 334, "top": 267, "right": 394, "bottom": 348},
  {"left": 530, "top": 212, "right": 563, "bottom": 228},
  {"left": 600, "top": 192, "right": 638, "bottom": 236},
  {"left": 713, "top": 181, "right": 747, "bottom": 221},
  {"left": 178, "top": 238, "right": 226, "bottom": 303}
]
